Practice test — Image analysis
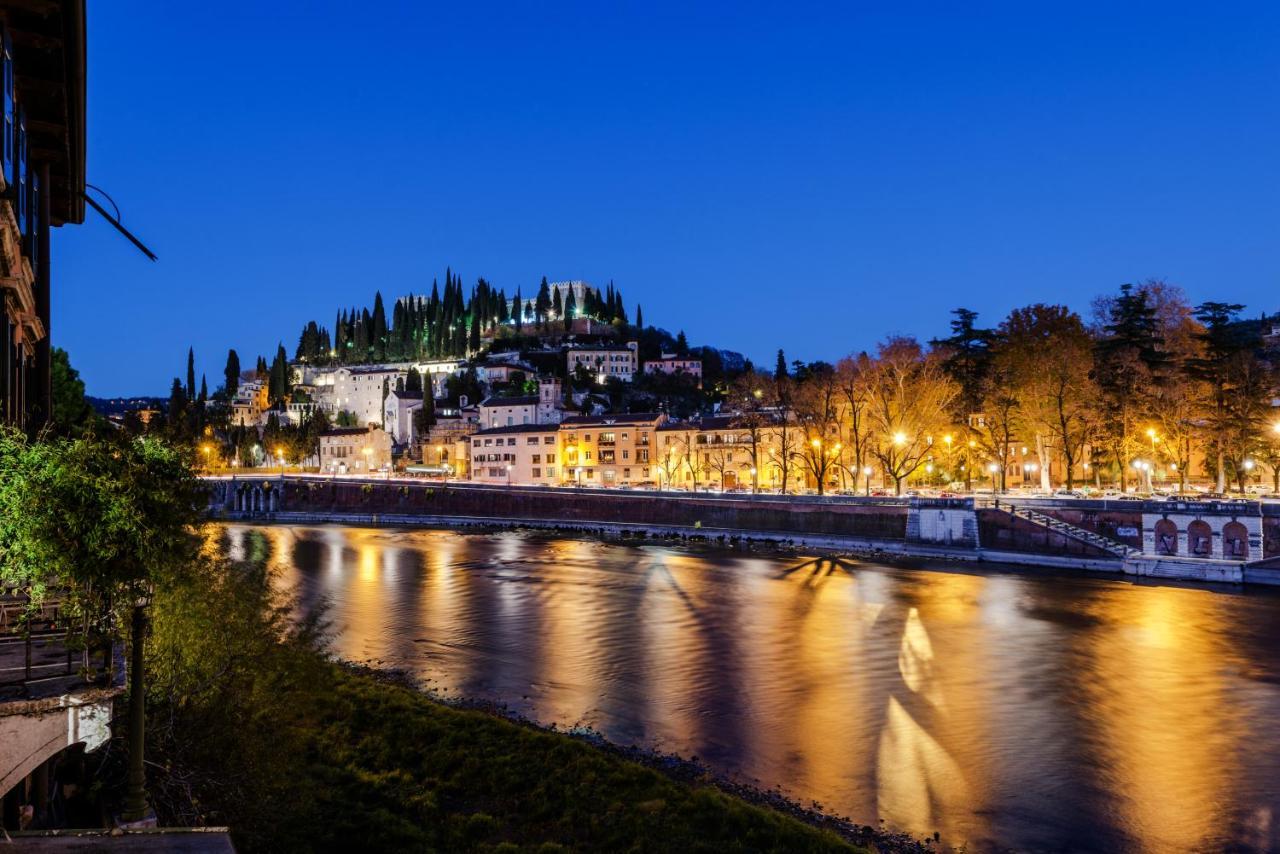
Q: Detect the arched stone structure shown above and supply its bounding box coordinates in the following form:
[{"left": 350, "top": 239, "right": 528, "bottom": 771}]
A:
[
  {"left": 1187, "top": 520, "right": 1213, "bottom": 557},
  {"left": 1223, "top": 521, "right": 1249, "bottom": 559},
  {"left": 1154, "top": 518, "right": 1178, "bottom": 555},
  {"left": 1142, "top": 503, "right": 1263, "bottom": 563}
]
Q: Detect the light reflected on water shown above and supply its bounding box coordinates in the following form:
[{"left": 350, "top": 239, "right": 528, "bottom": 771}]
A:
[{"left": 216, "top": 524, "right": 1280, "bottom": 852}]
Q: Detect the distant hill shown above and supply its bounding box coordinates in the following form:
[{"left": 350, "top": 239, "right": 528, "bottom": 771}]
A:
[{"left": 88, "top": 396, "right": 166, "bottom": 416}]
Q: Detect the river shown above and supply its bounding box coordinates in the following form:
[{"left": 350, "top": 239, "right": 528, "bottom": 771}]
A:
[{"left": 217, "top": 523, "right": 1280, "bottom": 852}]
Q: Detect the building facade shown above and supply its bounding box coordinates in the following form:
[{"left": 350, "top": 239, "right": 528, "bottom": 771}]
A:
[
  {"left": 469, "top": 423, "right": 560, "bottom": 485},
  {"left": 0, "top": 2, "right": 85, "bottom": 433},
  {"left": 331, "top": 366, "right": 402, "bottom": 426},
  {"left": 383, "top": 389, "right": 423, "bottom": 445},
  {"left": 559, "top": 413, "right": 662, "bottom": 486},
  {"left": 319, "top": 426, "right": 392, "bottom": 474},
  {"left": 643, "top": 354, "right": 703, "bottom": 386},
  {"left": 479, "top": 394, "right": 539, "bottom": 428},
  {"left": 565, "top": 342, "right": 639, "bottom": 383}
]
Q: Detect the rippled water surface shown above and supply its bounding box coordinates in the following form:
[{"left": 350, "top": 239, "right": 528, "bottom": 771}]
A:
[{"left": 218, "top": 524, "right": 1280, "bottom": 852}]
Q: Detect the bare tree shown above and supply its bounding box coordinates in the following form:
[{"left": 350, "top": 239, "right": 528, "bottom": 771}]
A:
[
  {"left": 835, "top": 353, "right": 875, "bottom": 493},
  {"left": 863, "top": 337, "right": 958, "bottom": 495},
  {"left": 792, "top": 365, "right": 844, "bottom": 494}
]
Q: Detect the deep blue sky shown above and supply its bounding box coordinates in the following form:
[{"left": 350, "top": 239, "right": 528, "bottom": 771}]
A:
[{"left": 55, "top": 2, "right": 1280, "bottom": 396}]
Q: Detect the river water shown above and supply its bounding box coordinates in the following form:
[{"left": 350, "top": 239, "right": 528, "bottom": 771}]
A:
[{"left": 217, "top": 523, "right": 1280, "bottom": 852}]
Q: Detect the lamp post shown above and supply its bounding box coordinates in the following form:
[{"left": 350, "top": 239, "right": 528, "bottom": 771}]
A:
[
  {"left": 201, "top": 443, "right": 212, "bottom": 473},
  {"left": 361, "top": 446, "right": 372, "bottom": 474},
  {"left": 863, "top": 465, "right": 873, "bottom": 496},
  {"left": 120, "top": 590, "right": 153, "bottom": 824},
  {"left": 275, "top": 446, "right": 285, "bottom": 475},
  {"left": 506, "top": 463, "right": 513, "bottom": 486},
  {"left": 750, "top": 466, "right": 758, "bottom": 494},
  {"left": 575, "top": 467, "right": 582, "bottom": 488}
]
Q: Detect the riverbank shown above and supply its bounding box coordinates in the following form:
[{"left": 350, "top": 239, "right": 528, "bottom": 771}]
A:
[
  {"left": 241, "top": 507, "right": 1131, "bottom": 576},
  {"left": 134, "top": 544, "right": 932, "bottom": 853}
]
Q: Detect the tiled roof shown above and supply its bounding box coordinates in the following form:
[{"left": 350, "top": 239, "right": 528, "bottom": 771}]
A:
[
  {"left": 472, "top": 423, "right": 558, "bottom": 437},
  {"left": 559, "top": 412, "right": 662, "bottom": 427}
]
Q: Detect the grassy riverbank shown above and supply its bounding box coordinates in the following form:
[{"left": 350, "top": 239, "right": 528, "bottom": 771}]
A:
[{"left": 124, "top": 531, "right": 868, "bottom": 853}]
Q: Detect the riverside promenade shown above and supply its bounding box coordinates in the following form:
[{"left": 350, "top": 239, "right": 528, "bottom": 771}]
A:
[{"left": 204, "top": 476, "right": 1280, "bottom": 585}]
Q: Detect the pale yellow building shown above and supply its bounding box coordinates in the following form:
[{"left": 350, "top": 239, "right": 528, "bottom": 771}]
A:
[
  {"left": 319, "top": 426, "right": 392, "bottom": 475},
  {"left": 469, "top": 423, "right": 560, "bottom": 485}
]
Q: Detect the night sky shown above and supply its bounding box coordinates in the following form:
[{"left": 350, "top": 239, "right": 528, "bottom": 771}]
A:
[{"left": 53, "top": 2, "right": 1280, "bottom": 396}]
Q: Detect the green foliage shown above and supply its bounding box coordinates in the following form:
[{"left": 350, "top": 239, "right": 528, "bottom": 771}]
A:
[
  {"left": 0, "top": 430, "right": 203, "bottom": 627},
  {"left": 142, "top": 531, "right": 863, "bottom": 853},
  {"left": 50, "top": 347, "right": 96, "bottom": 436}
]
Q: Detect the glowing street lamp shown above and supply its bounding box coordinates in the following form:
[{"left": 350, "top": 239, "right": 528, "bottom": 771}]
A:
[
  {"left": 862, "top": 465, "right": 873, "bottom": 496},
  {"left": 893, "top": 432, "right": 907, "bottom": 446},
  {"left": 750, "top": 466, "right": 758, "bottom": 494}
]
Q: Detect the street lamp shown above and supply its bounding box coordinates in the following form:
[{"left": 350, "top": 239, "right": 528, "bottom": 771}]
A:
[
  {"left": 893, "top": 432, "right": 907, "bottom": 446},
  {"left": 506, "top": 463, "right": 513, "bottom": 486},
  {"left": 275, "top": 446, "right": 285, "bottom": 475},
  {"left": 361, "top": 446, "right": 372, "bottom": 473},
  {"left": 201, "top": 443, "right": 212, "bottom": 472},
  {"left": 750, "top": 466, "right": 758, "bottom": 494},
  {"left": 863, "top": 465, "right": 873, "bottom": 496},
  {"left": 575, "top": 466, "right": 582, "bottom": 488}
]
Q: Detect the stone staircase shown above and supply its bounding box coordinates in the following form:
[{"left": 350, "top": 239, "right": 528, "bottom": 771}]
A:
[{"left": 1003, "top": 503, "right": 1137, "bottom": 559}]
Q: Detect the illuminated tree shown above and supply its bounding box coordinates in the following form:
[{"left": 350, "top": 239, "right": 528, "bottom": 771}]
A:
[
  {"left": 998, "top": 305, "right": 1097, "bottom": 491},
  {"left": 863, "top": 337, "right": 958, "bottom": 495}
]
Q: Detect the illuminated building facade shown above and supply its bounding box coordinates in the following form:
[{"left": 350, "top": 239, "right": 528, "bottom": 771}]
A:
[{"left": 0, "top": 1, "right": 85, "bottom": 433}]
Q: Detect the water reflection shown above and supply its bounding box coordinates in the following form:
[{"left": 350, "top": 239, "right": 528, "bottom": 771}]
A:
[{"left": 216, "top": 524, "right": 1280, "bottom": 852}]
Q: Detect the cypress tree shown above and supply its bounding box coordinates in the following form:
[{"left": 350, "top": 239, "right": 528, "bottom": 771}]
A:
[
  {"left": 552, "top": 285, "right": 563, "bottom": 320},
  {"left": 535, "top": 277, "right": 552, "bottom": 329},
  {"left": 513, "top": 286, "right": 523, "bottom": 332},
  {"left": 224, "top": 349, "right": 241, "bottom": 398},
  {"left": 774, "top": 349, "right": 787, "bottom": 380},
  {"left": 199, "top": 374, "right": 207, "bottom": 403},
  {"left": 167, "top": 378, "right": 187, "bottom": 430},
  {"left": 636, "top": 304, "right": 643, "bottom": 330},
  {"left": 186, "top": 347, "right": 196, "bottom": 400},
  {"left": 564, "top": 290, "right": 577, "bottom": 332},
  {"left": 372, "top": 291, "right": 388, "bottom": 360}
]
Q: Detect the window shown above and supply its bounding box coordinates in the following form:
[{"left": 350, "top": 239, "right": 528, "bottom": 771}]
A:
[
  {"left": 532, "top": 467, "right": 541, "bottom": 478},
  {"left": 546, "top": 453, "right": 555, "bottom": 463},
  {"left": 584, "top": 434, "right": 591, "bottom": 441},
  {"left": 599, "top": 432, "right": 616, "bottom": 444},
  {"left": 546, "top": 467, "right": 556, "bottom": 478},
  {"left": 507, "top": 438, "right": 517, "bottom": 446},
  {"left": 544, "top": 436, "right": 555, "bottom": 445},
  {"left": 584, "top": 451, "right": 592, "bottom": 460},
  {"left": 638, "top": 449, "right": 649, "bottom": 462},
  {"left": 527, "top": 436, "right": 539, "bottom": 445},
  {"left": 484, "top": 439, "right": 492, "bottom": 447},
  {"left": 532, "top": 454, "right": 541, "bottom": 464}
]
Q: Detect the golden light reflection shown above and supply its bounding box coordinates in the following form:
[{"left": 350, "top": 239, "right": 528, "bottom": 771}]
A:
[{"left": 1078, "top": 585, "right": 1243, "bottom": 852}]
